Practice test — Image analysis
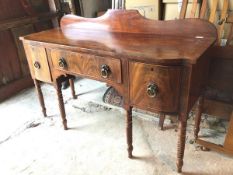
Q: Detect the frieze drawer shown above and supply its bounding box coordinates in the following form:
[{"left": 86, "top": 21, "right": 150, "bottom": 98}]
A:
[
  {"left": 129, "top": 62, "right": 181, "bottom": 113},
  {"left": 24, "top": 44, "right": 52, "bottom": 83},
  {"left": 50, "top": 49, "right": 122, "bottom": 84}
]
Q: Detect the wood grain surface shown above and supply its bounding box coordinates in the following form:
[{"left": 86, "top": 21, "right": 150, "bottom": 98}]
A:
[
  {"left": 23, "top": 44, "right": 52, "bottom": 83},
  {"left": 129, "top": 62, "right": 181, "bottom": 113},
  {"left": 224, "top": 112, "right": 233, "bottom": 152},
  {"left": 50, "top": 49, "right": 122, "bottom": 84},
  {"left": 21, "top": 10, "right": 217, "bottom": 65}
]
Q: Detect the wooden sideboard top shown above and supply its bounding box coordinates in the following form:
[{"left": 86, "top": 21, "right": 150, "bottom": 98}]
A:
[{"left": 21, "top": 10, "right": 217, "bottom": 65}]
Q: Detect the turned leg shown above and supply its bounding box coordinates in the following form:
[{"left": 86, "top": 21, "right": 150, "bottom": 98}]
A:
[
  {"left": 126, "top": 106, "right": 133, "bottom": 158},
  {"left": 194, "top": 96, "right": 204, "bottom": 140},
  {"left": 69, "top": 78, "right": 77, "bottom": 99},
  {"left": 176, "top": 117, "right": 187, "bottom": 173},
  {"left": 55, "top": 79, "right": 68, "bottom": 130},
  {"left": 33, "top": 79, "right": 47, "bottom": 117},
  {"left": 159, "top": 113, "right": 165, "bottom": 130}
]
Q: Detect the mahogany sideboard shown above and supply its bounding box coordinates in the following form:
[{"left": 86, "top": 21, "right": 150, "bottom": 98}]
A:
[{"left": 20, "top": 10, "right": 217, "bottom": 173}]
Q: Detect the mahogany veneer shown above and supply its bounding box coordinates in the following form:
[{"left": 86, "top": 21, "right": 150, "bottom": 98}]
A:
[
  {"left": 129, "top": 62, "right": 181, "bottom": 112},
  {"left": 20, "top": 10, "right": 217, "bottom": 173},
  {"left": 50, "top": 49, "right": 122, "bottom": 84}
]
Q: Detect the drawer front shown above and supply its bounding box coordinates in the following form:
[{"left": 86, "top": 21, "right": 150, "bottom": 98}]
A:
[
  {"left": 50, "top": 49, "right": 122, "bottom": 84},
  {"left": 24, "top": 44, "right": 52, "bottom": 83},
  {"left": 130, "top": 62, "right": 181, "bottom": 113}
]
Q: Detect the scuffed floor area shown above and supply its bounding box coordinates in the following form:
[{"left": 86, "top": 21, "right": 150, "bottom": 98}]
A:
[{"left": 0, "top": 78, "right": 232, "bottom": 175}]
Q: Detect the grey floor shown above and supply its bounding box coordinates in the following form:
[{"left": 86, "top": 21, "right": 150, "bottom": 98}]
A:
[{"left": 0, "top": 78, "right": 232, "bottom": 175}]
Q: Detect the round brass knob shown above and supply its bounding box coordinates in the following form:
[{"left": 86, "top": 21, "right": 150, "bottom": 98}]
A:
[
  {"left": 147, "top": 83, "right": 158, "bottom": 98},
  {"left": 34, "top": 61, "right": 41, "bottom": 69},
  {"left": 58, "top": 58, "right": 67, "bottom": 69},
  {"left": 100, "top": 64, "right": 111, "bottom": 78},
  {"left": 217, "top": 17, "right": 227, "bottom": 25}
]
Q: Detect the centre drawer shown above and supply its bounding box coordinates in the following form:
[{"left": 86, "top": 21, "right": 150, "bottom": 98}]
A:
[
  {"left": 50, "top": 49, "right": 122, "bottom": 84},
  {"left": 129, "top": 62, "right": 181, "bottom": 113}
]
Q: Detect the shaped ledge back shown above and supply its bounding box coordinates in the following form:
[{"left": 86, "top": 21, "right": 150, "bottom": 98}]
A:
[{"left": 61, "top": 9, "right": 217, "bottom": 39}]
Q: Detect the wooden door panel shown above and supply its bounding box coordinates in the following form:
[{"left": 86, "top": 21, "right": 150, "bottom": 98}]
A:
[
  {"left": 11, "top": 24, "right": 35, "bottom": 76},
  {"left": 0, "top": 30, "right": 22, "bottom": 85},
  {"left": 0, "top": 0, "right": 26, "bottom": 21},
  {"left": 0, "top": 0, "right": 59, "bottom": 101}
]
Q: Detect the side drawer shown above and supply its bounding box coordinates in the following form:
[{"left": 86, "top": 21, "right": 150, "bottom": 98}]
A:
[
  {"left": 129, "top": 62, "right": 181, "bottom": 113},
  {"left": 24, "top": 44, "right": 52, "bottom": 83},
  {"left": 50, "top": 49, "right": 122, "bottom": 84}
]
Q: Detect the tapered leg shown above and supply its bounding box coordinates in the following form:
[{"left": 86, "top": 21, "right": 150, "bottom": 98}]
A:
[
  {"left": 176, "top": 118, "right": 187, "bottom": 173},
  {"left": 126, "top": 106, "right": 133, "bottom": 158},
  {"left": 194, "top": 96, "right": 204, "bottom": 140},
  {"left": 159, "top": 113, "right": 165, "bottom": 130},
  {"left": 69, "top": 78, "right": 77, "bottom": 99},
  {"left": 55, "top": 79, "right": 68, "bottom": 130},
  {"left": 33, "top": 79, "right": 47, "bottom": 117}
]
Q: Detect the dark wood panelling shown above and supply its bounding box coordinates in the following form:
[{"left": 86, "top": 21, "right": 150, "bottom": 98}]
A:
[
  {"left": 207, "top": 46, "right": 233, "bottom": 96},
  {"left": 0, "top": 12, "right": 58, "bottom": 32},
  {"left": 11, "top": 24, "right": 35, "bottom": 76},
  {"left": 0, "top": 0, "right": 26, "bottom": 21},
  {"left": 0, "top": 76, "right": 33, "bottom": 102},
  {"left": 188, "top": 49, "right": 211, "bottom": 111},
  {"left": 0, "top": 30, "right": 22, "bottom": 85},
  {"left": 0, "top": 0, "right": 60, "bottom": 101},
  {"left": 34, "top": 20, "right": 53, "bottom": 31}
]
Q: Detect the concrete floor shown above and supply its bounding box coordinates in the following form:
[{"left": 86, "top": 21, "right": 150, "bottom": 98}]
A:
[{"left": 0, "top": 78, "right": 232, "bottom": 175}]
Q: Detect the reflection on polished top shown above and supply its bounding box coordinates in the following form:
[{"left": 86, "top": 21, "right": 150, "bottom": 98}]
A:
[{"left": 22, "top": 10, "right": 217, "bottom": 64}]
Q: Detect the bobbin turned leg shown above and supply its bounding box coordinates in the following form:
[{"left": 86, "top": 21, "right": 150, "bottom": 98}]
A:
[
  {"left": 55, "top": 79, "right": 68, "bottom": 130},
  {"left": 159, "top": 113, "right": 165, "bottom": 130},
  {"left": 176, "top": 116, "right": 187, "bottom": 173},
  {"left": 69, "top": 77, "right": 77, "bottom": 99},
  {"left": 33, "top": 79, "right": 47, "bottom": 117},
  {"left": 126, "top": 106, "right": 133, "bottom": 158},
  {"left": 194, "top": 96, "right": 204, "bottom": 140}
]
